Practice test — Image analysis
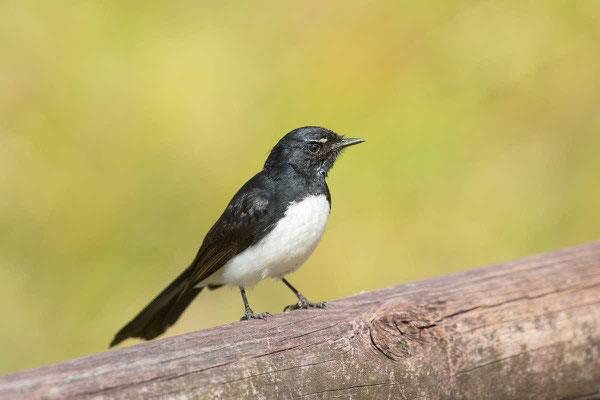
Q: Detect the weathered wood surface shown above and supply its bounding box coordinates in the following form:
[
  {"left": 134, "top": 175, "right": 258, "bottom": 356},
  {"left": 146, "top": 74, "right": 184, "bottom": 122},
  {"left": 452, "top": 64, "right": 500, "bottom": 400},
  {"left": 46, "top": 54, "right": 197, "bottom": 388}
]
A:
[{"left": 2, "top": 242, "right": 600, "bottom": 399}]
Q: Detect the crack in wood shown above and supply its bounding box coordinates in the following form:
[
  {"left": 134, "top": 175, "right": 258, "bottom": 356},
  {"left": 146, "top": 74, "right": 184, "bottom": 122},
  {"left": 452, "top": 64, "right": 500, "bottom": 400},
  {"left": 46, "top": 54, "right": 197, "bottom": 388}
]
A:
[
  {"left": 434, "top": 288, "right": 572, "bottom": 324},
  {"left": 368, "top": 309, "right": 436, "bottom": 360},
  {"left": 461, "top": 288, "right": 600, "bottom": 334},
  {"left": 560, "top": 391, "right": 600, "bottom": 400},
  {"left": 369, "top": 322, "right": 396, "bottom": 361},
  {"left": 153, "top": 359, "right": 339, "bottom": 399},
  {"left": 295, "top": 382, "right": 406, "bottom": 398}
]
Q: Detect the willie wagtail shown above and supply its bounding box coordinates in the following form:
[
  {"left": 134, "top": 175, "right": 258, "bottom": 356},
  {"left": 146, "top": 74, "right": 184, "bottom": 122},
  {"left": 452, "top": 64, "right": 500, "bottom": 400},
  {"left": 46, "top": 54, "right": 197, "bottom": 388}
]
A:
[{"left": 110, "top": 126, "right": 364, "bottom": 347}]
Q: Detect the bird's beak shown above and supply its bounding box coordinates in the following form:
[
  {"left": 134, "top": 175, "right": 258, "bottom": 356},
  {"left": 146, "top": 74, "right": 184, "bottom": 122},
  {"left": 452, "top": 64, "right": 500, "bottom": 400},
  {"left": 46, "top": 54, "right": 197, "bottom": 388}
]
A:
[{"left": 332, "top": 138, "right": 365, "bottom": 150}]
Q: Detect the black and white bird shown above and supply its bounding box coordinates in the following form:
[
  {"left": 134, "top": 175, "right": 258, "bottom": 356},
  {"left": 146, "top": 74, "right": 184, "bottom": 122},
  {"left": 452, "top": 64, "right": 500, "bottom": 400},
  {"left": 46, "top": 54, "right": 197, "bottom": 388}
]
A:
[{"left": 110, "top": 126, "right": 364, "bottom": 347}]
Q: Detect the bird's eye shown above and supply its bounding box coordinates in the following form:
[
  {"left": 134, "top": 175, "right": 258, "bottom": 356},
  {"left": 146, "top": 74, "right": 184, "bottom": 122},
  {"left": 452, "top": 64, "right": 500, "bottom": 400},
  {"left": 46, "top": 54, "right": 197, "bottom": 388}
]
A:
[{"left": 308, "top": 143, "right": 321, "bottom": 153}]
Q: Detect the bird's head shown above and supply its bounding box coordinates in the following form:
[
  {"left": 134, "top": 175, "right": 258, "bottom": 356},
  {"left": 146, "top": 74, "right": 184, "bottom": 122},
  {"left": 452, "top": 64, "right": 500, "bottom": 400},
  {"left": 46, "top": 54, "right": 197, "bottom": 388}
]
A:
[{"left": 264, "top": 126, "right": 364, "bottom": 178}]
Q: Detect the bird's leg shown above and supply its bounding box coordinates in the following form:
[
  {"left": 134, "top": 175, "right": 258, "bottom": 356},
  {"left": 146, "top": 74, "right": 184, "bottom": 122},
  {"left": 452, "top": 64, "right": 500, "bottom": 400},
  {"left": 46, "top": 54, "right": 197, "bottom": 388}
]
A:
[
  {"left": 239, "top": 287, "right": 271, "bottom": 321},
  {"left": 281, "top": 278, "right": 326, "bottom": 312}
]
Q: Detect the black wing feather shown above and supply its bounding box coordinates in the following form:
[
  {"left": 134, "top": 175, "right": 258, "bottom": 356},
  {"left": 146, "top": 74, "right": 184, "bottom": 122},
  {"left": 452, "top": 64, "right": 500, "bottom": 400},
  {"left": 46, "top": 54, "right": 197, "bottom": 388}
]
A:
[{"left": 110, "top": 178, "right": 272, "bottom": 347}]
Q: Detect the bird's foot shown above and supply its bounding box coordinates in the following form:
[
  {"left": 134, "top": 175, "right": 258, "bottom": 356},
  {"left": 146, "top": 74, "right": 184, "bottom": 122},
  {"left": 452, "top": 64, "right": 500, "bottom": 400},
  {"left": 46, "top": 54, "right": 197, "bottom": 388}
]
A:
[
  {"left": 240, "top": 309, "right": 272, "bottom": 321},
  {"left": 283, "top": 294, "right": 326, "bottom": 312}
]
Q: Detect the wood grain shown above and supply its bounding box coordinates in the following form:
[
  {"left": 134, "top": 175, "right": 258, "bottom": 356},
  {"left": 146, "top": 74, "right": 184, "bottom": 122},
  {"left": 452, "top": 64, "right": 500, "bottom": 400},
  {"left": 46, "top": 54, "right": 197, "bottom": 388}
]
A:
[{"left": 2, "top": 242, "right": 600, "bottom": 399}]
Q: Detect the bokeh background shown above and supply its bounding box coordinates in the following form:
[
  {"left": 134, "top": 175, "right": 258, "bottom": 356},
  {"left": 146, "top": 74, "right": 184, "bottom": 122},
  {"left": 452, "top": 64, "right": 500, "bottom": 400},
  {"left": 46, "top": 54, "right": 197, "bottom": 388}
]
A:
[{"left": 2, "top": 1, "right": 599, "bottom": 374}]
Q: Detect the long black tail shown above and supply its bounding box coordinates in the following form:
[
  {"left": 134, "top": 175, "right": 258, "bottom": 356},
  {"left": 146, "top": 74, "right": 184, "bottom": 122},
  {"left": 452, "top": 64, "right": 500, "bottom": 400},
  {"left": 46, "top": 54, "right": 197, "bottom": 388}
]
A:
[{"left": 110, "top": 269, "right": 203, "bottom": 348}]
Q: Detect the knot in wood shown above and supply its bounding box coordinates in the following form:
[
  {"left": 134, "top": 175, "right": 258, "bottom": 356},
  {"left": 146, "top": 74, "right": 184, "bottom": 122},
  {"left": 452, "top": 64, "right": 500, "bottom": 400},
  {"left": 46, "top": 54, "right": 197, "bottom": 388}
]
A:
[{"left": 369, "top": 309, "right": 436, "bottom": 360}]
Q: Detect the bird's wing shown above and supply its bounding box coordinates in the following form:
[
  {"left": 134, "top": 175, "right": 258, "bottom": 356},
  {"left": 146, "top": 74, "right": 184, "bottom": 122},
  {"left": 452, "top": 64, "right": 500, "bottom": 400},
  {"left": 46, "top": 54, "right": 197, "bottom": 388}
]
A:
[
  {"left": 182, "top": 186, "right": 272, "bottom": 291},
  {"left": 109, "top": 179, "right": 274, "bottom": 346}
]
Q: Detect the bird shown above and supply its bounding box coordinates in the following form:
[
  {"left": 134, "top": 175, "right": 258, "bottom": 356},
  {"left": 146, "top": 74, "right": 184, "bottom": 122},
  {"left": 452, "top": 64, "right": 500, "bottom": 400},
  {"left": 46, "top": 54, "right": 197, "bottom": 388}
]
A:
[{"left": 110, "top": 126, "right": 364, "bottom": 347}]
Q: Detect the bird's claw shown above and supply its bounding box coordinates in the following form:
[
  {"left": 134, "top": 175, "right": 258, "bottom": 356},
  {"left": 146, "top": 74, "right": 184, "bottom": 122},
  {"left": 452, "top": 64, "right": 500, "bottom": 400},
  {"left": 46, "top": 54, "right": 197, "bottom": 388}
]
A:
[
  {"left": 283, "top": 297, "right": 326, "bottom": 312},
  {"left": 240, "top": 311, "right": 271, "bottom": 321}
]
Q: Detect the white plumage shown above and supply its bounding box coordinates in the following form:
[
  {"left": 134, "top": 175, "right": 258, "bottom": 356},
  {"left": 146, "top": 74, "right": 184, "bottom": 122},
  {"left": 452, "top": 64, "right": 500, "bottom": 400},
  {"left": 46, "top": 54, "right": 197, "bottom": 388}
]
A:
[{"left": 201, "top": 194, "right": 330, "bottom": 287}]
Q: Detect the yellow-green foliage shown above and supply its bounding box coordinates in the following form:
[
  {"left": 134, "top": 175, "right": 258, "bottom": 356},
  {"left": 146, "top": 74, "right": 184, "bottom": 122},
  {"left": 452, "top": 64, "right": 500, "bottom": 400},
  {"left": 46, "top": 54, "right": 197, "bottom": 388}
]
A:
[{"left": 1, "top": 1, "right": 599, "bottom": 374}]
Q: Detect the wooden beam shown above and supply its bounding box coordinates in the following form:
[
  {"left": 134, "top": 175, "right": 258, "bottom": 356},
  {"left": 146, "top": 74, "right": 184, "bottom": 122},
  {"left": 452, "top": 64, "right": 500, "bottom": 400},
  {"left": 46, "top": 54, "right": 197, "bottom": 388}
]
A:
[{"left": 2, "top": 242, "right": 600, "bottom": 399}]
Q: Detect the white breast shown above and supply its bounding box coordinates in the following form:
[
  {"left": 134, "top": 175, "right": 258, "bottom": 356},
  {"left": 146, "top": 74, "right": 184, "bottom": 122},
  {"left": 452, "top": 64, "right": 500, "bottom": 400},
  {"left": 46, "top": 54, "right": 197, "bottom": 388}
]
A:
[{"left": 206, "top": 194, "right": 330, "bottom": 287}]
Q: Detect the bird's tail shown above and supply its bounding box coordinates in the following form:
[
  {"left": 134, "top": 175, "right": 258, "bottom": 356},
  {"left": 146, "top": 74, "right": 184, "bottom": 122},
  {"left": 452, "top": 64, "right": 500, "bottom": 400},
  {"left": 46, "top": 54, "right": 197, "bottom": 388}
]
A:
[{"left": 110, "top": 267, "right": 203, "bottom": 348}]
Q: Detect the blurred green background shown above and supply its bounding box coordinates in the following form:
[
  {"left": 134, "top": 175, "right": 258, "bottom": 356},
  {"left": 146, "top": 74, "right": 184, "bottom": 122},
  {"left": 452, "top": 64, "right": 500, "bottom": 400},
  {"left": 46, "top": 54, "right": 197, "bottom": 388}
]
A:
[{"left": 1, "top": 1, "right": 599, "bottom": 374}]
